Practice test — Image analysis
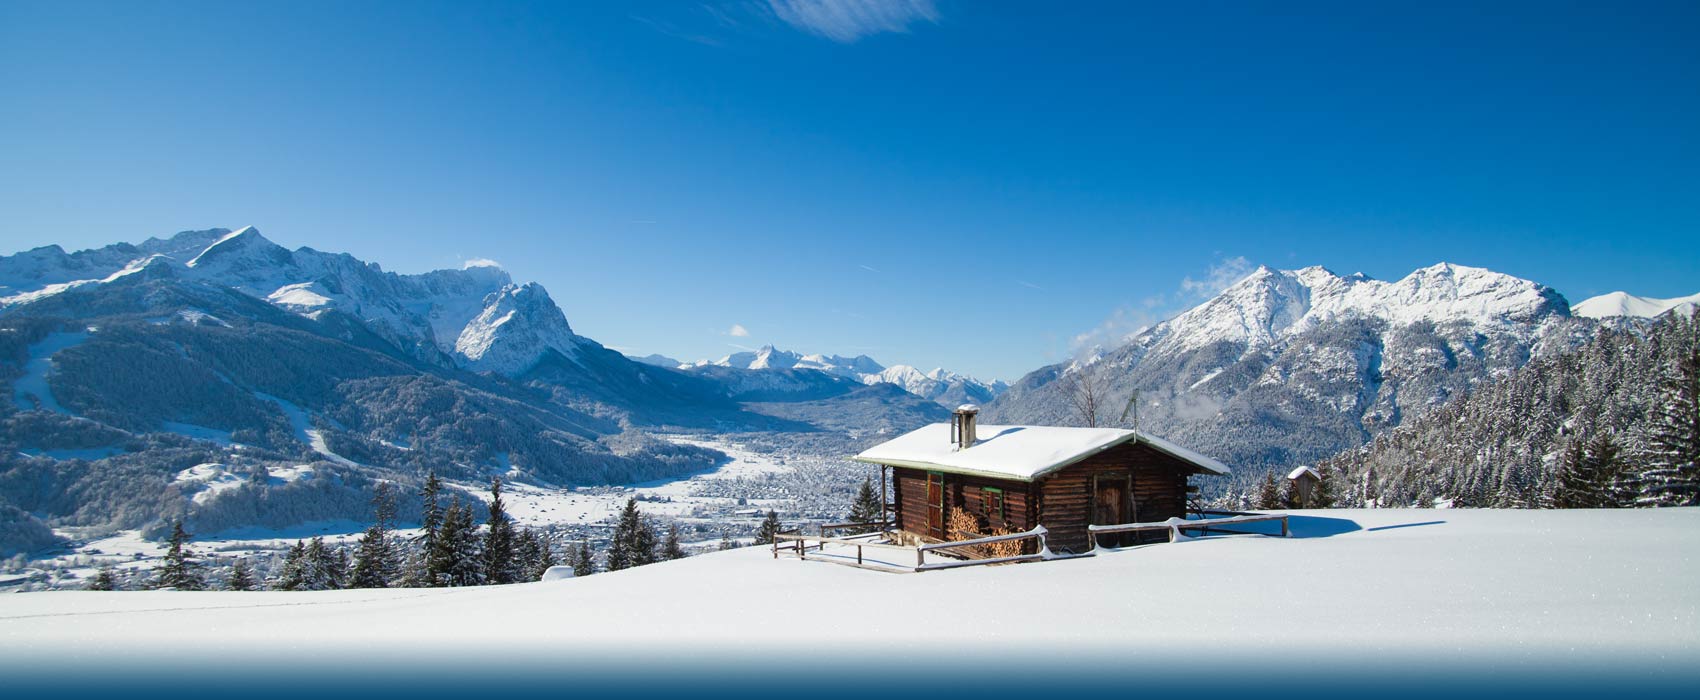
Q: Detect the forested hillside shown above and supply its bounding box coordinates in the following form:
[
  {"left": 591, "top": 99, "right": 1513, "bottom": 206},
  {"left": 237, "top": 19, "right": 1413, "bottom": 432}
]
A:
[{"left": 1319, "top": 313, "right": 1699, "bottom": 508}]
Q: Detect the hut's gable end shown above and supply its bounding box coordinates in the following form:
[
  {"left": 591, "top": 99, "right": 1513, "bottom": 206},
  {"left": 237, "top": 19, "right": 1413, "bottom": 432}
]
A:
[{"left": 1037, "top": 441, "right": 1193, "bottom": 553}]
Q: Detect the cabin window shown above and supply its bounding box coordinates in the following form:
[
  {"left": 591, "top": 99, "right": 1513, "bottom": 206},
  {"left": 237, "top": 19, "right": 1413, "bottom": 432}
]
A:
[{"left": 983, "top": 487, "right": 1005, "bottom": 523}]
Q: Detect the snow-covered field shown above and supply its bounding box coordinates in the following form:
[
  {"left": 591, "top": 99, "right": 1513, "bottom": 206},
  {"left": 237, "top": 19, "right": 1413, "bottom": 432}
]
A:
[{"left": 4, "top": 508, "right": 1695, "bottom": 691}]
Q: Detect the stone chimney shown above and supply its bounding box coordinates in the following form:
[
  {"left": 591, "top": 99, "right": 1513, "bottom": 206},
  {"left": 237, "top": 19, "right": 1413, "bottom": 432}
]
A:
[{"left": 952, "top": 404, "right": 980, "bottom": 450}]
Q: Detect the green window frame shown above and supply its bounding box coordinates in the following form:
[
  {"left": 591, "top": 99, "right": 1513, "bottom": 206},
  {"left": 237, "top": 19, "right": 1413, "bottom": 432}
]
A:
[{"left": 983, "top": 487, "right": 1005, "bottom": 522}]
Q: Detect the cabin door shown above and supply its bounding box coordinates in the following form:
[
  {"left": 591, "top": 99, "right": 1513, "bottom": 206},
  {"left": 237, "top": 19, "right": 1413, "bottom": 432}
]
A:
[
  {"left": 926, "top": 471, "right": 945, "bottom": 539},
  {"left": 1092, "top": 473, "right": 1134, "bottom": 547}
]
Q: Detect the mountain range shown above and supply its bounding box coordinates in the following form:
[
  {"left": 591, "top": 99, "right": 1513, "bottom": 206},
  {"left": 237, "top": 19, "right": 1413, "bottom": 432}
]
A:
[
  {"left": 984, "top": 263, "right": 1693, "bottom": 491},
  {"left": 672, "top": 345, "right": 1008, "bottom": 407},
  {"left": 1, "top": 225, "right": 1693, "bottom": 549}
]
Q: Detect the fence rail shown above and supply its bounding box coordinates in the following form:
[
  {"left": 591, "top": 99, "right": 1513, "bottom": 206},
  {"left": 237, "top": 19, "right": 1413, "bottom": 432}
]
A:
[
  {"left": 772, "top": 525, "right": 1050, "bottom": 571},
  {"left": 1088, "top": 512, "right": 1289, "bottom": 549}
]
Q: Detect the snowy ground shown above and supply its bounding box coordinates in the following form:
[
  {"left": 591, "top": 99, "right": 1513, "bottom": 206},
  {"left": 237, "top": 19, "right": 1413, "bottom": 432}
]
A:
[
  {"left": 12, "top": 435, "right": 801, "bottom": 590},
  {"left": 3, "top": 508, "right": 1695, "bottom": 692}
]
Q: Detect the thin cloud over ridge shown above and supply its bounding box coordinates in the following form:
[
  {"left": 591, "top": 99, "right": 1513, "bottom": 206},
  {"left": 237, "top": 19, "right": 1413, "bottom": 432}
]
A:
[{"left": 766, "top": 0, "right": 939, "bottom": 43}]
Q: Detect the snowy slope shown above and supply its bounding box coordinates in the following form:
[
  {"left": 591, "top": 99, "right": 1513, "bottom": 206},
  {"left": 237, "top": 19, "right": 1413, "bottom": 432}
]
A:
[
  {"left": 1, "top": 227, "right": 591, "bottom": 377},
  {"left": 988, "top": 262, "right": 1588, "bottom": 475},
  {"left": 1, "top": 508, "right": 1694, "bottom": 684},
  {"left": 1573, "top": 290, "right": 1700, "bottom": 319}
]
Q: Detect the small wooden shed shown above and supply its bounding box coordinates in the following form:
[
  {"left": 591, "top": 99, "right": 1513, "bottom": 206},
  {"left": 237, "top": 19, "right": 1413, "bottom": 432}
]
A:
[
  {"left": 852, "top": 406, "right": 1231, "bottom": 553},
  {"left": 1286, "top": 466, "right": 1321, "bottom": 508}
]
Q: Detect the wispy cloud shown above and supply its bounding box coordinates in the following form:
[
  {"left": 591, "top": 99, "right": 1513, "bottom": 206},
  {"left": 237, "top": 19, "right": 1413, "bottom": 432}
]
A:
[
  {"left": 1179, "top": 256, "right": 1254, "bottom": 301},
  {"left": 1070, "top": 255, "right": 1258, "bottom": 358},
  {"left": 766, "top": 0, "right": 939, "bottom": 43},
  {"left": 462, "top": 257, "right": 501, "bottom": 269},
  {"left": 1017, "top": 280, "right": 1043, "bottom": 290},
  {"left": 726, "top": 323, "right": 751, "bottom": 337},
  {"left": 859, "top": 264, "right": 880, "bottom": 273},
  {"left": 630, "top": 219, "right": 658, "bottom": 225}
]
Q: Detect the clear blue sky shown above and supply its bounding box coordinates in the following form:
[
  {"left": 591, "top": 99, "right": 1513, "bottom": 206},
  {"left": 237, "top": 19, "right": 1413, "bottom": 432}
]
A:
[{"left": 2, "top": 1, "right": 1696, "bottom": 380}]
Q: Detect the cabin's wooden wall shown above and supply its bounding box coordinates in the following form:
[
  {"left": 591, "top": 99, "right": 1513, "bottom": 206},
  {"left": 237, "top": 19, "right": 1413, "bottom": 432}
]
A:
[
  {"left": 890, "top": 467, "right": 1035, "bottom": 540},
  {"left": 1036, "top": 443, "right": 1191, "bottom": 553},
  {"left": 887, "top": 441, "right": 1197, "bottom": 553}
]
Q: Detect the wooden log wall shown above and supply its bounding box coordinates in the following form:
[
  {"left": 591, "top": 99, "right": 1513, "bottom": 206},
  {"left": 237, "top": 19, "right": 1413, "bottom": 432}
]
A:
[
  {"left": 1036, "top": 442, "right": 1192, "bottom": 553},
  {"left": 888, "top": 441, "right": 1200, "bottom": 553}
]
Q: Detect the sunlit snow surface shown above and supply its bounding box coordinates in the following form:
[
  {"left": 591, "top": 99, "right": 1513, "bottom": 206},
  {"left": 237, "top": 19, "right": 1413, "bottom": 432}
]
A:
[{"left": 3, "top": 508, "right": 1694, "bottom": 699}]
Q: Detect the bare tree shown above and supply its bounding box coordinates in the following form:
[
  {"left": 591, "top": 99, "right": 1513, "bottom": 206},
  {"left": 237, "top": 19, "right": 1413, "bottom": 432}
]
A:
[{"left": 1060, "top": 365, "right": 1110, "bottom": 427}]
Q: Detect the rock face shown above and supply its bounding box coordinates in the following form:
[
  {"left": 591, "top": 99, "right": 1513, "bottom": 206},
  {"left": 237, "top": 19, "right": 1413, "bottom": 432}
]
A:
[{"left": 985, "top": 263, "right": 1592, "bottom": 483}]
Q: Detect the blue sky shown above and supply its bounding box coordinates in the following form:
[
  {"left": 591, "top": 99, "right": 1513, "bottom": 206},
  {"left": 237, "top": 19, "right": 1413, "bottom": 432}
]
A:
[{"left": 2, "top": 1, "right": 1696, "bottom": 380}]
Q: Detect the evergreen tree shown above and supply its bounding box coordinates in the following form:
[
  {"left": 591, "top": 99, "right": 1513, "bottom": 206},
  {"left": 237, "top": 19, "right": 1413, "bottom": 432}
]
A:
[
  {"left": 514, "top": 528, "right": 556, "bottom": 581},
  {"left": 754, "top": 510, "right": 781, "bottom": 545},
  {"left": 1548, "top": 439, "right": 1600, "bottom": 508},
  {"left": 1591, "top": 433, "right": 1636, "bottom": 508},
  {"left": 718, "top": 534, "right": 738, "bottom": 551},
  {"left": 226, "top": 559, "right": 256, "bottom": 591},
  {"left": 1637, "top": 347, "right": 1700, "bottom": 507},
  {"left": 1310, "top": 467, "right": 1337, "bottom": 508},
  {"left": 661, "top": 523, "right": 687, "bottom": 561},
  {"left": 483, "top": 477, "right": 521, "bottom": 584},
  {"left": 434, "top": 499, "right": 485, "bottom": 586},
  {"left": 418, "top": 473, "right": 444, "bottom": 585},
  {"left": 1254, "top": 472, "right": 1284, "bottom": 510},
  {"left": 350, "top": 482, "right": 399, "bottom": 588},
  {"left": 572, "top": 539, "right": 596, "bottom": 577},
  {"left": 87, "top": 567, "right": 117, "bottom": 591},
  {"left": 302, "top": 536, "right": 344, "bottom": 590},
  {"left": 151, "top": 520, "right": 204, "bottom": 590},
  {"left": 847, "top": 477, "right": 883, "bottom": 534},
  {"left": 606, "top": 498, "right": 653, "bottom": 571},
  {"left": 275, "top": 540, "right": 308, "bottom": 590}
]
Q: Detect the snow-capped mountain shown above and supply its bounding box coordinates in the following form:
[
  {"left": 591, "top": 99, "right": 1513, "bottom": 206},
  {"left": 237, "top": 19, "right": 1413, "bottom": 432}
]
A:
[
  {"left": 986, "top": 262, "right": 1589, "bottom": 482},
  {"left": 3, "top": 227, "right": 592, "bottom": 377},
  {"left": 1572, "top": 290, "right": 1700, "bottom": 319},
  {"left": 685, "top": 344, "right": 1007, "bottom": 406}
]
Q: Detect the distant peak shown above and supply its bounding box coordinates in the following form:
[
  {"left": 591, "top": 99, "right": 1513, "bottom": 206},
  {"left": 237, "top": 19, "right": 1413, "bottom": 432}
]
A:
[{"left": 186, "top": 225, "right": 287, "bottom": 269}]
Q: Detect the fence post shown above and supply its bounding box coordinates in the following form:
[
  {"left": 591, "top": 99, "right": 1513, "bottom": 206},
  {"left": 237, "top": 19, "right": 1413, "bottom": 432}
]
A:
[{"left": 1281, "top": 517, "right": 1290, "bottom": 538}]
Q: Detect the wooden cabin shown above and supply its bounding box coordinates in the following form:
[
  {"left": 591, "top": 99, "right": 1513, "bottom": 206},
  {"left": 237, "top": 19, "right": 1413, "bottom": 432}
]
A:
[
  {"left": 853, "top": 406, "right": 1231, "bottom": 553},
  {"left": 1286, "top": 466, "right": 1321, "bottom": 508}
]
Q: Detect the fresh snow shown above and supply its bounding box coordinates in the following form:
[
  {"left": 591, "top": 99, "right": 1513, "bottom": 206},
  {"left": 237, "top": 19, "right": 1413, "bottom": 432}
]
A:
[
  {"left": 1573, "top": 290, "right": 1700, "bottom": 319},
  {"left": 1, "top": 509, "right": 1694, "bottom": 673},
  {"left": 854, "top": 423, "right": 1230, "bottom": 480}
]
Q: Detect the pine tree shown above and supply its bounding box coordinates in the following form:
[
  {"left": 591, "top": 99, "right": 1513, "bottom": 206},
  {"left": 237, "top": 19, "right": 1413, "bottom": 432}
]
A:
[
  {"left": 1310, "top": 467, "right": 1338, "bottom": 508},
  {"left": 87, "top": 568, "right": 117, "bottom": 591},
  {"left": 350, "top": 482, "right": 399, "bottom": 588},
  {"left": 634, "top": 516, "right": 659, "bottom": 567},
  {"left": 1255, "top": 472, "right": 1284, "bottom": 510},
  {"left": 151, "top": 520, "right": 204, "bottom": 590},
  {"left": 226, "top": 559, "right": 256, "bottom": 591},
  {"left": 1591, "top": 433, "right": 1636, "bottom": 508},
  {"left": 434, "top": 499, "right": 484, "bottom": 586},
  {"left": 718, "top": 534, "right": 737, "bottom": 551},
  {"left": 482, "top": 477, "right": 521, "bottom": 584},
  {"left": 275, "top": 540, "right": 308, "bottom": 590},
  {"left": 1548, "top": 439, "right": 1599, "bottom": 508},
  {"left": 515, "top": 528, "right": 556, "bottom": 581},
  {"left": 572, "top": 540, "right": 596, "bottom": 577},
  {"left": 301, "top": 536, "right": 344, "bottom": 591},
  {"left": 418, "top": 473, "right": 444, "bottom": 585},
  {"left": 754, "top": 510, "right": 781, "bottom": 545},
  {"left": 661, "top": 523, "right": 687, "bottom": 561},
  {"left": 1637, "top": 347, "right": 1700, "bottom": 507},
  {"left": 606, "top": 498, "right": 652, "bottom": 571},
  {"left": 847, "top": 477, "right": 883, "bottom": 534}
]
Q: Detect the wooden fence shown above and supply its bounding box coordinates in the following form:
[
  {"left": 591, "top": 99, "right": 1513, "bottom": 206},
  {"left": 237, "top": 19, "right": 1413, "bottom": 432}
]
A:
[
  {"left": 1087, "top": 512, "right": 1289, "bottom": 549},
  {"left": 773, "top": 525, "right": 1051, "bottom": 572}
]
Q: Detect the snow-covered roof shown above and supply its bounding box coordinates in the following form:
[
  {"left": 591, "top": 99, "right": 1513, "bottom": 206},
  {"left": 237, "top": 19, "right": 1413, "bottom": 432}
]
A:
[
  {"left": 852, "top": 423, "right": 1230, "bottom": 481},
  {"left": 1287, "top": 466, "right": 1320, "bottom": 481}
]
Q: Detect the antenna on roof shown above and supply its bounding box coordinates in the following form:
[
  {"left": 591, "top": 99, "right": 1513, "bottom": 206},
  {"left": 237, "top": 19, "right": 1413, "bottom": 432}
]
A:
[{"left": 1118, "top": 390, "right": 1140, "bottom": 431}]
